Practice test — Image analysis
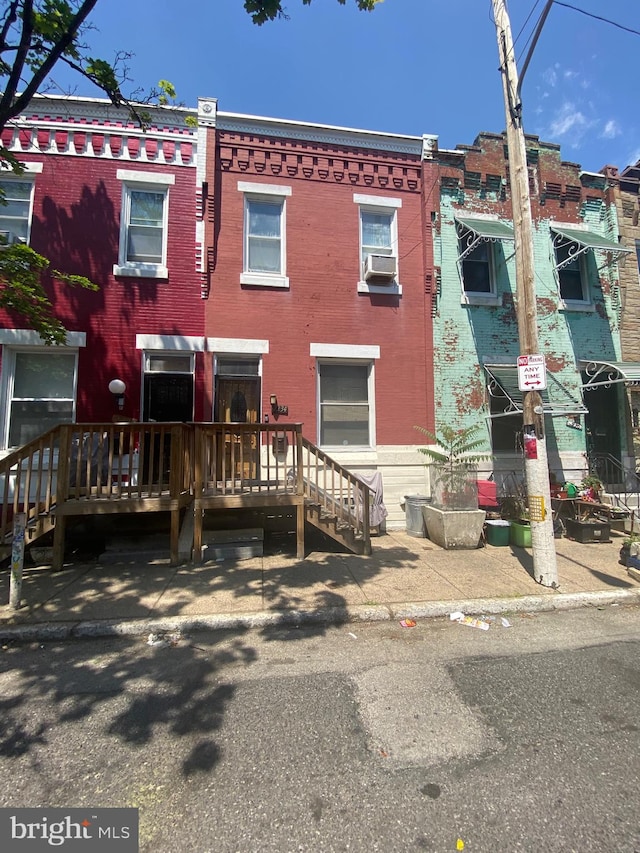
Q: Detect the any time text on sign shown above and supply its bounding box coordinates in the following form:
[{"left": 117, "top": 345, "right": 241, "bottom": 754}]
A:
[{"left": 517, "top": 354, "right": 547, "bottom": 391}]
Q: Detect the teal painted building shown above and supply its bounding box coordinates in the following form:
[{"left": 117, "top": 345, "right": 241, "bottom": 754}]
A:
[{"left": 432, "top": 132, "right": 633, "bottom": 488}]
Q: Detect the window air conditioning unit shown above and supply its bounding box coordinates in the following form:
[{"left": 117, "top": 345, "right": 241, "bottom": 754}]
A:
[
  {"left": 364, "top": 253, "right": 397, "bottom": 281},
  {"left": 0, "top": 231, "right": 21, "bottom": 246}
]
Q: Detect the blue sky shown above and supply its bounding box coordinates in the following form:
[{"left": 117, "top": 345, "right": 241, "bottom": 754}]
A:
[{"left": 49, "top": 0, "right": 639, "bottom": 172}]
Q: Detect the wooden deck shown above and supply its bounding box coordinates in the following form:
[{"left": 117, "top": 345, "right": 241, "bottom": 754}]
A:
[{"left": 0, "top": 422, "right": 373, "bottom": 568}]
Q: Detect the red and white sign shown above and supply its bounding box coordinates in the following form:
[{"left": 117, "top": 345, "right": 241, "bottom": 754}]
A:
[{"left": 517, "top": 354, "right": 547, "bottom": 391}]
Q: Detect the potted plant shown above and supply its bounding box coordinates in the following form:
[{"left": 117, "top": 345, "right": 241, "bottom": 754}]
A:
[
  {"left": 414, "top": 424, "right": 490, "bottom": 549},
  {"left": 499, "top": 494, "right": 533, "bottom": 547},
  {"left": 580, "top": 474, "right": 603, "bottom": 502},
  {"left": 619, "top": 532, "right": 640, "bottom": 567}
]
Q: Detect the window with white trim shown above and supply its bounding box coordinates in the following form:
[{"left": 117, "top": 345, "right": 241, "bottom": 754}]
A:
[
  {"left": 2, "top": 350, "right": 77, "bottom": 448},
  {"left": 318, "top": 361, "right": 373, "bottom": 447},
  {"left": 354, "top": 194, "right": 401, "bottom": 293},
  {"left": 0, "top": 178, "right": 35, "bottom": 244},
  {"left": 114, "top": 170, "right": 174, "bottom": 279},
  {"left": 238, "top": 181, "right": 291, "bottom": 288}
]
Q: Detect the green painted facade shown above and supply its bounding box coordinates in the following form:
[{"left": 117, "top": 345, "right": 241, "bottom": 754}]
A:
[{"left": 433, "top": 134, "right": 628, "bottom": 478}]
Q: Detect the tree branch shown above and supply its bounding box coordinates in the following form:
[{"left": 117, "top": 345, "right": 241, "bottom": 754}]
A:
[{"left": 0, "top": 0, "right": 101, "bottom": 131}]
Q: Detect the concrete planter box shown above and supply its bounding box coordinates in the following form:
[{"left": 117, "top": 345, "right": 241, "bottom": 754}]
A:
[{"left": 422, "top": 505, "right": 486, "bottom": 550}]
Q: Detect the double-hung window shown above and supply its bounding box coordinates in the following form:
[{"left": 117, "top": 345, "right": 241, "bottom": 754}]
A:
[
  {"left": 312, "top": 344, "right": 379, "bottom": 449},
  {"left": 319, "top": 362, "right": 372, "bottom": 447},
  {"left": 238, "top": 182, "right": 291, "bottom": 288},
  {"left": 0, "top": 164, "right": 42, "bottom": 245},
  {"left": 455, "top": 217, "right": 514, "bottom": 304},
  {"left": 3, "top": 350, "right": 77, "bottom": 448},
  {"left": 114, "top": 170, "right": 174, "bottom": 279},
  {"left": 555, "top": 240, "right": 587, "bottom": 303},
  {"left": 355, "top": 194, "right": 401, "bottom": 293},
  {"left": 459, "top": 229, "right": 494, "bottom": 295}
]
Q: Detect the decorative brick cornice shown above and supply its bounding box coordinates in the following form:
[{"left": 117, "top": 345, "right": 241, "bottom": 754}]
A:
[
  {"left": 3, "top": 95, "right": 197, "bottom": 167},
  {"left": 216, "top": 130, "right": 422, "bottom": 192}
]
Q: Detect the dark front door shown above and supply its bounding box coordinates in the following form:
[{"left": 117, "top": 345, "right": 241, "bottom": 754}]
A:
[
  {"left": 142, "top": 373, "right": 194, "bottom": 484},
  {"left": 584, "top": 384, "right": 622, "bottom": 479},
  {"left": 143, "top": 373, "right": 193, "bottom": 423}
]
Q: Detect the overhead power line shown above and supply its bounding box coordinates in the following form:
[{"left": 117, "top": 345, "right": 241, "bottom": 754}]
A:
[{"left": 553, "top": 2, "right": 640, "bottom": 38}]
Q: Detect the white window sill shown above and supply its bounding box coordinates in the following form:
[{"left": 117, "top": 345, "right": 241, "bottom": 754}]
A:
[
  {"left": 240, "top": 272, "right": 289, "bottom": 289},
  {"left": 113, "top": 264, "right": 168, "bottom": 280},
  {"left": 320, "top": 445, "right": 374, "bottom": 454},
  {"left": 357, "top": 280, "right": 402, "bottom": 296},
  {"left": 461, "top": 293, "right": 500, "bottom": 306},
  {"left": 558, "top": 300, "right": 595, "bottom": 312}
]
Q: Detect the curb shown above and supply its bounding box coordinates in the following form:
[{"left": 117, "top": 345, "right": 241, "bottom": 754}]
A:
[{"left": 1, "top": 587, "right": 640, "bottom": 643}]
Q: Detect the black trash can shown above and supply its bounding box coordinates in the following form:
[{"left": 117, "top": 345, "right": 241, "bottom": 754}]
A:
[{"left": 404, "top": 495, "right": 431, "bottom": 538}]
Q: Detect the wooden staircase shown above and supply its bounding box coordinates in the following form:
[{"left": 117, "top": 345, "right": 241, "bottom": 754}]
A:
[
  {"left": 0, "top": 423, "right": 373, "bottom": 567},
  {"left": 300, "top": 437, "right": 371, "bottom": 555}
]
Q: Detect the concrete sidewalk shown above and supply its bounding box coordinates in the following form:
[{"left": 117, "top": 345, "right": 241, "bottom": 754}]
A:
[{"left": 1, "top": 528, "right": 639, "bottom": 641}]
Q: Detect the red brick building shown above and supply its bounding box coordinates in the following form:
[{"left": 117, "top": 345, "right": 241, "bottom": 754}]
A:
[
  {"left": 0, "top": 95, "right": 442, "bottom": 528},
  {"left": 197, "top": 99, "right": 439, "bottom": 525},
  {"left": 0, "top": 94, "right": 203, "bottom": 447}
]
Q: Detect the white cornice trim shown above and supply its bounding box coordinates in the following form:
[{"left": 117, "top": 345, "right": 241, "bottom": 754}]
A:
[
  {"left": 16, "top": 93, "right": 196, "bottom": 132},
  {"left": 218, "top": 111, "right": 426, "bottom": 157}
]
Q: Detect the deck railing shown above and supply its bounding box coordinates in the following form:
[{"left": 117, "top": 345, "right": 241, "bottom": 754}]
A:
[
  {"left": 55, "top": 422, "right": 193, "bottom": 503},
  {"left": 301, "top": 437, "right": 371, "bottom": 551},
  {"left": 0, "top": 427, "right": 60, "bottom": 548},
  {"left": 0, "top": 422, "right": 193, "bottom": 552},
  {"left": 0, "top": 421, "right": 372, "bottom": 561},
  {"left": 193, "top": 423, "right": 304, "bottom": 497}
]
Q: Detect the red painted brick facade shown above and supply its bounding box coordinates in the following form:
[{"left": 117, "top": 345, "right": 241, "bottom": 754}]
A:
[
  {"left": 204, "top": 119, "right": 437, "bottom": 446},
  {"left": 0, "top": 97, "right": 204, "bottom": 428}
]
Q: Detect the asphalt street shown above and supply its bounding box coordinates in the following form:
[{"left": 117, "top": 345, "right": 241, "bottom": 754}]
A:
[{"left": 0, "top": 604, "right": 639, "bottom": 852}]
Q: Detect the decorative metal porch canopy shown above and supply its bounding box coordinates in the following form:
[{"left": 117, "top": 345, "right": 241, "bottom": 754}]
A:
[
  {"left": 455, "top": 216, "right": 514, "bottom": 263},
  {"left": 485, "top": 364, "right": 588, "bottom": 418},
  {"left": 551, "top": 225, "right": 631, "bottom": 271},
  {"left": 580, "top": 359, "right": 640, "bottom": 390}
]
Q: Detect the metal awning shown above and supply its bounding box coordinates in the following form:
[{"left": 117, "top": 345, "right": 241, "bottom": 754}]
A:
[
  {"left": 456, "top": 217, "right": 514, "bottom": 263},
  {"left": 580, "top": 359, "right": 640, "bottom": 390},
  {"left": 551, "top": 225, "right": 631, "bottom": 271},
  {"left": 485, "top": 365, "right": 588, "bottom": 418}
]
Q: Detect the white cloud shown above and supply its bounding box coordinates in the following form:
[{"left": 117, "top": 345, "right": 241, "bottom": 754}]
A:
[
  {"left": 542, "top": 64, "right": 559, "bottom": 87},
  {"left": 600, "top": 120, "right": 621, "bottom": 140},
  {"left": 548, "top": 102, "right": 591, "bottom": 143}
]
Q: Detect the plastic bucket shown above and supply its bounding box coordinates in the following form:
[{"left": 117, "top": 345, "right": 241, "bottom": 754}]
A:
[
  {"left": 485, "top": 519, "right": 510, "bottom": 546},
  {"left": 404, "top": 495, "right": 431, "bottom": 538},
  {"left": 510, "top": 520, "right": 532, "bottom": 548}
]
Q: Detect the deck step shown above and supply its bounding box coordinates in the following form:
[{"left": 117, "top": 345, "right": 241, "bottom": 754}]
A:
[{"left": 201, "top": 527, "right": 264, "bottom": 562}]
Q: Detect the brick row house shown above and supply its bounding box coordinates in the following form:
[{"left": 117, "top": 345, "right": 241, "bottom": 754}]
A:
[
  {"left": 196, "top": 99, "right": 439, "bottom": 527},
  {"left": 0, "top": 94, "right": 205, "bottom": 441},
  {"left": 603, "top": 160, "right": 640, "bottom": 472},
  {"left": 0, "top": 94, "right": 441, "bottom": 532},
  {"left": 0, "top": 95, "right": 636, "bottom": 547},
  {"left": 432, "top": 132, "right": 634, "bottom": 488}
]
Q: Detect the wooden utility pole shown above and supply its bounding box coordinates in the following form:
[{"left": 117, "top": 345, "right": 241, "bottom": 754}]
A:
[{"left": 491, "top": 0, "right": 558, "bottom": 586}]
